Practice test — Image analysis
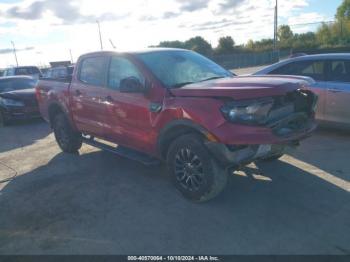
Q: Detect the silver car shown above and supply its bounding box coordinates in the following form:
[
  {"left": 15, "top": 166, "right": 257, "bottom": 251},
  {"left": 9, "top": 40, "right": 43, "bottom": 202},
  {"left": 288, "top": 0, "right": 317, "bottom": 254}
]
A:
[{"left": 254, "top": 54, "right": 350, "bottom": 129}]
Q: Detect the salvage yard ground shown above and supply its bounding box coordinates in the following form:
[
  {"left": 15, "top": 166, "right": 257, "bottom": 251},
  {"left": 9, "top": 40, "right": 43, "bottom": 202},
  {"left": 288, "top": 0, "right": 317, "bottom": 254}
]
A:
[{"left": 0, "top": 120, "right": 349, "bottom": 254}]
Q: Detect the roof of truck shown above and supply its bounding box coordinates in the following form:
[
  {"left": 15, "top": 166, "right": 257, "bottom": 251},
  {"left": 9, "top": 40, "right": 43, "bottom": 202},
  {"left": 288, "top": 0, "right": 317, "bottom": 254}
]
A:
[{"left": 79, "top": 48, "right": 189, "bottom": 58}]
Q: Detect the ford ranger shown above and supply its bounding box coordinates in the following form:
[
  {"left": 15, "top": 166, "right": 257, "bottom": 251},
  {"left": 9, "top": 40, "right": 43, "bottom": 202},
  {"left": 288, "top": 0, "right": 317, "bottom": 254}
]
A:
[{"left": 36, "top": 48, "right": 318, "bottom": 202}]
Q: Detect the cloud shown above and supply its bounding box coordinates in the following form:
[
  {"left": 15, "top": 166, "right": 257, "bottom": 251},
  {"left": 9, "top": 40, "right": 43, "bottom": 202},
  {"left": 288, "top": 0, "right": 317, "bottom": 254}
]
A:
[
  {"left": 4, "top": 0, "right": 127, "bottom": 24},
  {"left": 218, "top": 0, "right": 248, "bottom": 12},
  {"left": 176, "top": 0, "right": 210, "bottom": 12},
  {"left": 186, "top": 17, "right": 253, "bottom": 31},
  {"left": 0, "top": 46, "right": 34, "bottom": 55}
]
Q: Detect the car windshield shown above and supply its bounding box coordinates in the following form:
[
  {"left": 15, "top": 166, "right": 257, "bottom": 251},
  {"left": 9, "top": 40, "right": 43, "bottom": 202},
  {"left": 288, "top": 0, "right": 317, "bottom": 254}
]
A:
[
  {"left": 15, "top": 67, "right": 40, "bottom": 75},
  {"left": 137, "top": 50, "right": 234, "bottom": 88},
  {"left": 0, "top": 78, "right": 37, "bottom": 92}
]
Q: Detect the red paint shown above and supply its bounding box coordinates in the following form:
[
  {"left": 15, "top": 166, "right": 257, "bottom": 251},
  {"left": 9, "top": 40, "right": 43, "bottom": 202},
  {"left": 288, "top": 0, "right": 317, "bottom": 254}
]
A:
[{"left": 37, "top": 50, "right": 316, "bottom": 158}]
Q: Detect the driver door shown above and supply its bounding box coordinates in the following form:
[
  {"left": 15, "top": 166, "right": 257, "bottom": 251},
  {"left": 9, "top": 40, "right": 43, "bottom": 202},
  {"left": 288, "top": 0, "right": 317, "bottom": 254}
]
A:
[{"left": 103, "top": 56, "right": 155, "bottom": 153}]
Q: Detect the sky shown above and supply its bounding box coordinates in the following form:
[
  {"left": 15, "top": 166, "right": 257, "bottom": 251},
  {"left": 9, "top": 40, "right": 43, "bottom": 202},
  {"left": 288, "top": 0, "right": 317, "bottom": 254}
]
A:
[{"left": 0, "top": 0, "right": 343, "bottom": 68}]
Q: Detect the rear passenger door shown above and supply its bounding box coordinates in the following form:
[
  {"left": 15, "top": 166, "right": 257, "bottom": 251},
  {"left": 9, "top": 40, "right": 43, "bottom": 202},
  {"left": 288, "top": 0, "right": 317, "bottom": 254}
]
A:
[
  {"left": 70, "top": 55, "right": 110, "bottom": 138},
  {"left": 325, "top": 60, "right": 350, "bottom": 125}
]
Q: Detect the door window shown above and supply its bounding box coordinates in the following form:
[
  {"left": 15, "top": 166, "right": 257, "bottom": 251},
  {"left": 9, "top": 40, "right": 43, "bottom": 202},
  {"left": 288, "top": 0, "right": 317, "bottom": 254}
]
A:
[
  {"left": 79, "top": 56, "right": 108, "bottom": 86},
  {"left": 108, "top": 57, "right": 144, "bottom": 89},
  {"left": 328, "top": 60, "right": 350, "bottom": 83},
  {"left": 271, "top": 61, "right": 325, "bottom": 81}
]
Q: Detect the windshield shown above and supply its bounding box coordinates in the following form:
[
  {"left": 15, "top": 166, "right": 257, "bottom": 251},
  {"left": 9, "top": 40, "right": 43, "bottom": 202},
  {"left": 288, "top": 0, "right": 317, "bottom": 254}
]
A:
[
  {"left": 137, "top": 50, "right": 233, "bottom": 88},
  {"left": 0, "top": 78, "right": 37, "bottom": 92},
  {"left": 15, "top": 67, "right": 41, "bottom": 75}
]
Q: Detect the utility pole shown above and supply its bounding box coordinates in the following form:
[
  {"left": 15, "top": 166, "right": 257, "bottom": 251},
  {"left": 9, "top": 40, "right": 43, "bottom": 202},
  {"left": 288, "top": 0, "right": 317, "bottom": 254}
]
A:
[
  {"left": 96, "top": 20, "right": 103, "bottom": 51},
  {"left": 69, "top": 49, "right": 74, "bottom": 63},
  {"left": 274, "top": 0, "right": 278, "bottom": 51},
  {"left": 11, "top": 41, "right": 19, "bottom": 67}
]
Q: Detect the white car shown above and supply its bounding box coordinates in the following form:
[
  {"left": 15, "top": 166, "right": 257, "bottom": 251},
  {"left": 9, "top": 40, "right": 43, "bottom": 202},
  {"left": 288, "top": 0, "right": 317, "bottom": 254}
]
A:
[{"left": 254, "top": 54, "right": 350, "bottom": 129}]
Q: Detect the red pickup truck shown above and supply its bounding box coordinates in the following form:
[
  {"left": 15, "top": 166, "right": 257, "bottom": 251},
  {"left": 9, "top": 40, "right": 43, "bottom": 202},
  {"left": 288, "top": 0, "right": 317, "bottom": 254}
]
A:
[{"left": 36, "top": 48, "right": 317, "bottom": 202}]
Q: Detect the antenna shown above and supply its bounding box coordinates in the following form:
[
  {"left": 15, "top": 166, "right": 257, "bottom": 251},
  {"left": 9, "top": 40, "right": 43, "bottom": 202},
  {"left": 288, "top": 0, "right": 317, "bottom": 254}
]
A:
[
  {"left": 11, "top": 41, "right": 19, "bottom": 67},
  {"left": 109, "top": 39, "right": 116, "bottom": 49},
  {"left": 96, "top": 20, "right": 104, "bottom": 50}
]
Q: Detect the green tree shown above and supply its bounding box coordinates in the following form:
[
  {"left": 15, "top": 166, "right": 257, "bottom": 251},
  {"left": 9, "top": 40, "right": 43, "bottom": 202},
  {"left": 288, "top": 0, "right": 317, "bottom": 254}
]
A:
[
  {"left": 157, "top": 40, "right": 185, "bottom": 49},
  {"left": 316, "top": 23, "right": 334, "bottom": 46},
  {"left": 278, "top": 25, "right": 294, "bottom": 48},
  {"left": 184, "top": 36, "right": 213, "bottom": 56},
  {"left": 216, "top": 36, "right": 235, "bottom": 54},
  {"left": 336, "top": 0, "right": 350, "bottom": 20}
]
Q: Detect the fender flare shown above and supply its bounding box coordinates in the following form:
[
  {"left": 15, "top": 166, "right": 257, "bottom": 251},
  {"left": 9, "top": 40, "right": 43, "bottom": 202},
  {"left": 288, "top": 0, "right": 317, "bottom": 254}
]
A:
[
  {"left": 47, "top": 101, "right": 75, "bottom": 130},
  {"left": 157, "top": 119, "right": 213, "bottom": 159}
]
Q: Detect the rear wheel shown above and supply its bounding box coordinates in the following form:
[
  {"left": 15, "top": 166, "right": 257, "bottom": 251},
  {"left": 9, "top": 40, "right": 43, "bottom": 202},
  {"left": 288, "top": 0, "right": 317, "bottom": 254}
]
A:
[
  {"left": 167, "top": 134, "right": 228, "bottom": 202},
  {"left": 52, "top": 113, "right": 82, "bottom": 153}
]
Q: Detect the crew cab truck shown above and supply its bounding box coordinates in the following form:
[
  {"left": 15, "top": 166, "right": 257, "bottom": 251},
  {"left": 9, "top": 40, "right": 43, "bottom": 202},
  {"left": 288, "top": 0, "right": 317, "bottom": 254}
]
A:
[{"left": 36, "top": 48, "right": 318, "bottom": 202}]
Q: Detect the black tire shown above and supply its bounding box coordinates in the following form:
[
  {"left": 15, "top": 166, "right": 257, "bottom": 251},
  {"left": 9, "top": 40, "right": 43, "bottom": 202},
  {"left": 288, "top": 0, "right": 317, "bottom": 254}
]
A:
[
  {"left": 261, "top": 153, "right": 284, "bottom": 162},
  {"left": 167, "top": 134, "right": 228, "bottom": 202},
  {"left": 52, "top": 113, "right": 82, "bottom": 153}
]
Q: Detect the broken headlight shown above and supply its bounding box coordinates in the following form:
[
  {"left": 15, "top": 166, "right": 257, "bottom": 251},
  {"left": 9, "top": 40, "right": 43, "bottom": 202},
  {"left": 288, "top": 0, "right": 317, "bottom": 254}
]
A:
[{"left": 221, "top": 98, "right": 274, "bottom": 125}]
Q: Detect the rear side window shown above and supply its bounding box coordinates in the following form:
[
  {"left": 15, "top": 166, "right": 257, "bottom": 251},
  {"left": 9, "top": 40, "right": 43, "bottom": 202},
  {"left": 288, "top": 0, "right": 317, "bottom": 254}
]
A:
[
  {"left": 108, "top": 57, "right": 144, "bottom": 89},
  {"left": 79, "top": 57, "right": 108, "bottom": 86},
  {"left": 271, "top": 61, "right": 325, "bottom": 81},
  {"left": 328, "top": 60, "right": 350, "bottom": 83}
]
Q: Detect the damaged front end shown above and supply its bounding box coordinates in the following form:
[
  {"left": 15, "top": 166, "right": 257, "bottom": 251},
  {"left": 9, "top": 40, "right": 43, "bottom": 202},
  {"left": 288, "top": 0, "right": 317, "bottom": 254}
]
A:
[{"left": 208, "top": 89, "right": 318, "bottom": 167}]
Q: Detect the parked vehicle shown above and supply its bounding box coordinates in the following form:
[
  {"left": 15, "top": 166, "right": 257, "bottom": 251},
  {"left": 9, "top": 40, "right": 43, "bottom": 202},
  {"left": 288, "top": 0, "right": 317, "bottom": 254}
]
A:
[
  {"left": 36, "top": 49, "right": 318, "bottom": 202},
  {"left": 0, "top": 76, "right": 40, "bottom": 126},
  {"left": 43, "top": 66, "right": 74, "bottom": 80},
  {"left": 254, "top": 54, "right": 350, "bottom": 129},
  {"left": 3, "top": 66, "right": 43, "bottom": 79}
]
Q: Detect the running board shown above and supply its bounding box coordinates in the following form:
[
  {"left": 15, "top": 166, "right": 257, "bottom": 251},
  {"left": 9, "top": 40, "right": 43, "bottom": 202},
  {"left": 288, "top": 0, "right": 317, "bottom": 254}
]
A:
[{"left": 82, "top": 137, "right": 161, "bottom": 166}]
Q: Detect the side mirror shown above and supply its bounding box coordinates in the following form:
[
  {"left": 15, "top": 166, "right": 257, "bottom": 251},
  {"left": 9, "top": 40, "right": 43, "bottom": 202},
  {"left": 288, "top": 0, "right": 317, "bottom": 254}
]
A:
[{"left": 120, "top": 77, "right": 145, "bottom": 93}]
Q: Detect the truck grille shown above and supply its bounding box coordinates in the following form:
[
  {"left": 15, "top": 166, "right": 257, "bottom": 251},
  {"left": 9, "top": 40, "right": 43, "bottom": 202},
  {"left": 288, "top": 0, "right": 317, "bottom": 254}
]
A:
[{"left": 268, "top": 89, "right": 317, "bottom": 137}]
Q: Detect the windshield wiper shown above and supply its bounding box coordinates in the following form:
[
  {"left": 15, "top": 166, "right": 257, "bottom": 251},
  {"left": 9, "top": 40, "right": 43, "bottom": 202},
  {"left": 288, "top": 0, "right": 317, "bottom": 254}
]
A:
[
  {"left": 170, "top": 76, "right": 229, "bottom": 89},
  {"left": 199, "top": 76, "right": 228, "bottom": 82},
  {"left": 170, "top": 82, "right": 195, "bottom": 89}
]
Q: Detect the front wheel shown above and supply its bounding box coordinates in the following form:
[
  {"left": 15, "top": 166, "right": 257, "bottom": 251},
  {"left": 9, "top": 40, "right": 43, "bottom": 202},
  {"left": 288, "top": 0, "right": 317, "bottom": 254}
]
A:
[
  {"left": 261, "top": 153, "right": 284, "bottom": 161},
  {"left": 52, "top": 113, "right": 82, "bottom": 153},
  {"left": 167, "top": 134, "right": 228, "bottom": 202}
]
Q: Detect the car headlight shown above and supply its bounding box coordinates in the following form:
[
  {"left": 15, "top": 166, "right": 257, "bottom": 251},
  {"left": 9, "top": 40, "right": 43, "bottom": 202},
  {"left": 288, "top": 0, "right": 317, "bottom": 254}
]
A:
[
  {"left": 221, "top": 98, "right": 274, "bottom": 125},
  {"left": 0, "top": 97, "right": 25, "bottom": 107}
]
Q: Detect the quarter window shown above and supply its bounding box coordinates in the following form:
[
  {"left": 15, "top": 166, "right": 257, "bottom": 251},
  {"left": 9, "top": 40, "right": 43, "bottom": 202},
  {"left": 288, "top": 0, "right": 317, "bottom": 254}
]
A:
[
  {"left": 108, "top": 57, "right": 144, "bottom": 89},
  {"left": 79, "top": 57, "right": 108, "bottom": 86}
]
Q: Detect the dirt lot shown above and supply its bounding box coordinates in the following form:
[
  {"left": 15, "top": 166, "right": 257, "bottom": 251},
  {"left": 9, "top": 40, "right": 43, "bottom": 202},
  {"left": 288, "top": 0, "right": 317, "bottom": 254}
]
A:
[{"left": 0, "top": 120, "right": 349, "bottom": 255}]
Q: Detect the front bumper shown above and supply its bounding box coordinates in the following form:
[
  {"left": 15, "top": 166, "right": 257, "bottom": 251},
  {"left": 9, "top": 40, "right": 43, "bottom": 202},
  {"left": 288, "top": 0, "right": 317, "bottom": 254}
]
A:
[
  {"left": 205, "top": 142, "right": 293, "bottom": 167},
  {"left": 206, "top": 117, "right": 316, "bottom": 167},
  {"left": 2, "top": 106, "right": 41, "bottom": 121}
]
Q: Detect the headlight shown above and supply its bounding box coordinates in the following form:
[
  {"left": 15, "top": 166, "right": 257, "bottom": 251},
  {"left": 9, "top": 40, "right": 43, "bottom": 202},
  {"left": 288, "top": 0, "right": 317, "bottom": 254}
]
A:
[
  {"left": 0, "top": 97, "right": 25, "bottom": 107},
  {"left": 221, "top": 98, "right": 274, "bottom": 125}
]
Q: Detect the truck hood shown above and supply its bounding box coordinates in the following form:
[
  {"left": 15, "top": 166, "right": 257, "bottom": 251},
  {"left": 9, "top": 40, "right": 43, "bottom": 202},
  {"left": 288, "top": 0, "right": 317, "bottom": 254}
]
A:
[{"left": 169, "top": 75, "right": 314, "bottom": 100}]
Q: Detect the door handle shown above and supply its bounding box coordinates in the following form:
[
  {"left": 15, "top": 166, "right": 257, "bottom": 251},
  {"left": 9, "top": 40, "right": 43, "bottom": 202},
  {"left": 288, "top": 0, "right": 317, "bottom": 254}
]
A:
[{"left": 105, "top": 95, "right": 114, "bottom": 102}]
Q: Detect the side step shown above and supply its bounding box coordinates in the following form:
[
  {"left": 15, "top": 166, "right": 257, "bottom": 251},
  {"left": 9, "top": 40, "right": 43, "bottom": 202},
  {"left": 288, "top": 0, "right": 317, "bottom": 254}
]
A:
[{"left": 82, "top": 137, "right": 161, "bottom": 166}]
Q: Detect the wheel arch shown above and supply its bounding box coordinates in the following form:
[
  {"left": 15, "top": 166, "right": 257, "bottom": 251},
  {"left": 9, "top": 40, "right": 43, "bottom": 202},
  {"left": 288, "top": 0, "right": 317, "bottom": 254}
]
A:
[
  {"left": 48, "top": 102, "right": 68, "bottom": 127},
  {"left": 157, "top": 119, "right": 215, "bottom": 160}
]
